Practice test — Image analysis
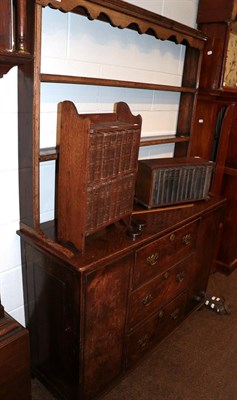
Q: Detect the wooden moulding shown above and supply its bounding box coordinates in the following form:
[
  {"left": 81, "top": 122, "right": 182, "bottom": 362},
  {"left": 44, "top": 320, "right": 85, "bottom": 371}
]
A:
[
  {"left": 56, "top": 101, "right": 142, "bottom": 253},
  {"left": 36, "top": 0, "right": 207, "bottom": 49}
]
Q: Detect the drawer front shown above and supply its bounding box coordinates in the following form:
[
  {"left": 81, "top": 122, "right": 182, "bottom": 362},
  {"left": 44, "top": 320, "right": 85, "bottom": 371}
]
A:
[
  {"left": 133, "top": 220, "right": 199, "bottom": 288},
  {"left": 128, "top": 254, "right": 194, "bottom": 329},
  {"left": 126, "top": 291, "right": 187, "bottom": 369}
]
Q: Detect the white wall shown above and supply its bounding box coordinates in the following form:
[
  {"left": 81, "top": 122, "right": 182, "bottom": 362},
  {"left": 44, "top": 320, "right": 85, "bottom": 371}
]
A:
[{"left": 0, "top": 0, "right": 199, "bottom": 325}]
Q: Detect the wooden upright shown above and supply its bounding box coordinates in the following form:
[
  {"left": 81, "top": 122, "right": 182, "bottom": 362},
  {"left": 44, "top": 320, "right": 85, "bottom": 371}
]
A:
[{"left": 0, "top": 3, "right": 32, "bottom": 399}]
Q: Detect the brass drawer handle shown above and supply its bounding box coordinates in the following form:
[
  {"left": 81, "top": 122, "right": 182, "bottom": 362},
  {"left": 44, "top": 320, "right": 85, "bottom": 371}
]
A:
[
  {"left": 141, "top": 294, "right": 153, "bottom": 307},
  {"left": 176, "top": 270, "right": 185, "bottom": 283},
  {"left": 170, "top": 233, "right": 175, "bottom": 241},
  {"left": 182, "top": 233, "right": 192, "bottom": 245},
  {"left": 146, "top": 252, "right": 159, "bottom": 266},
  {"left": 170, "top": 308, "right": 180, "bottom": 320},
  {"left": 162, "top": 271, "right": 169, "bottom": 280},
  {"left": 158, "top": 309, "right": 164, "bottom": 319},
  {"left": 138, "top": 334, "right": 149, "bottom": 349}
]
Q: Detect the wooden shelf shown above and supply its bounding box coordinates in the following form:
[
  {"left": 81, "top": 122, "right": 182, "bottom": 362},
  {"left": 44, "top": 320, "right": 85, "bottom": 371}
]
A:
[
  {"left": 39, "top": 147, "right": 58, "bottom": 162},
  {"left": 0, "top": 50, "right": 33, "bottom": 78},
  {"left": 39, "top": 136, "right": 189, "bottom": 162},
  {"left": 40, "top": 73, "right": 197, "bottom": 93},
  {"left": 224, "top": 166, "right": 237, "bottom": 177},
  {"left": 140, "top": 135, "right": 189, "bottom": 147}
]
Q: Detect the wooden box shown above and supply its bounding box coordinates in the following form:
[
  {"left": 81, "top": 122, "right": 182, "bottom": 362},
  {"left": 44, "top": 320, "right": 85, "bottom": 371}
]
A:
[
  {"left": 57, "top": 101, "right": 142, "bottom": 252},
  {"left": 135, "top": 157, "right": 214, "bottom": 208}
]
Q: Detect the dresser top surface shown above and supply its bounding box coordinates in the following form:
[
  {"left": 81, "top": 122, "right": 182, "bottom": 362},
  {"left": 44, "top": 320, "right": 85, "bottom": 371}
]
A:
[{"left": 18, "top": 195, "right": 225, "bottom": 271}]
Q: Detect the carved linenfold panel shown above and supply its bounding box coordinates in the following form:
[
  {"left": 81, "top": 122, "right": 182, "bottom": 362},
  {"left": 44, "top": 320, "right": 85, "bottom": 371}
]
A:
[{"left": 36, "top": 0, "right": 206, "bottom": 49}]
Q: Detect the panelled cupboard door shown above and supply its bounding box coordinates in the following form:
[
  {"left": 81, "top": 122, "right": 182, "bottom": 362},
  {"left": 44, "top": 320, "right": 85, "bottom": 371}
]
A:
[
  {"left": 23, "top": 244, "right": 79, "bottom": 400},
  {"left": 81, "top": 255, "right": 132, "bottom": 400}
]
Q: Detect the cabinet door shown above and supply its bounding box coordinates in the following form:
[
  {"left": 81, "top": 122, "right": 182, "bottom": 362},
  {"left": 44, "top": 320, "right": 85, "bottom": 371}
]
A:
[
  {"left": 82, "top": 255, "right": 132, "bottom": 400},
  {"left": 218, "top": 174, "right": 237, "bottom": 271},
  {"left": 22, "top": 243, "right": 78, "bottom": 400},
  {"left": 187, "top": 206, "right": 224, "bottom": 312}
]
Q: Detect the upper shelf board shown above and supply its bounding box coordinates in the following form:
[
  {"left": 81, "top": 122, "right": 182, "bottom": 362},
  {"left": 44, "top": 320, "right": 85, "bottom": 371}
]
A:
[{"left": 36, "top": 0, "right": 207, "bottom": 49}]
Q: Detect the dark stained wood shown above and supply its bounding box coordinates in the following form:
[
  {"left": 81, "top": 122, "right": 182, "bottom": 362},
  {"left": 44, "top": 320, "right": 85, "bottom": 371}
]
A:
[
  {"left": 0, "top": 0, "right": 13, "bottom": 51},
  {"left": 191, "top": 1, "right": 237, "bottom": 273},
  {"left": 126, "top": 291, "right": 187, "bottom": 369},
  {"left": 187, "top": 205, "right": 224, "bottom": 310},
  {"left": 0, "top": 313, "right": 31, "bottom": 400},
  {"left": 133, "top": 219, "right": 199, "bottom": 288},
  {"left": 0, "top": 1, "right": 32, "bottom": 77},
  {"left": 82, "top": 255, "right": 131, "bottom": 399},
  {"left": 211, "top": 105, "right": 235, "bottom": 194},
  {"left": 0, "top": 50, "right": 33, "bottom": 78},
  {"left": 36, "top": 0, "right": 207, "bottom": 49},
  {"left": 57, "top": 101, "right": 142, "bottom": 253},
  {"left": 217, "top": 174, "right": 237, "bottom": 273},
  {"left": 19, "top": 197, "right": 225, "bottom": 400},
  {"left": 190, "top": 95, "right": 237, "bottom": 273},
  {"left": 18, "top": 1, "right": 39, "bottom": 229},
  {"left": 14, "top": 2, "right": 226, "bottom": 399},
  {"left": 56, "top": 101, "right": 90, "bottom": 253},
  {"left": 40, "top": 73, "right": 196, "bottom": 93},
  {"left": 197, "top": 0, "right": 237, "bottom": 23},
  {"left": 39, "top": 136, "right": 190, "bottom": 162},
  {"left": 140, "top": 135, "right": 189, "bottom": 147},
  {"left": 0, "top": 303, "right": 4, "bottom": 319},
  {"left": 19, "top": 0, "right": 207, "bottom": 230},
  {"left": 189, "top": 95, "right": 221, "bottom": 159},
  {"left": 135, "top": 157, "right": 214, "bottom": 209},
  {"left": 127, "top": 254, "right": 194, "bottom": 329},
  {"left": 17, "top": 0, "right": 27, "bottom": 52},
  {"left": 197, "top": 23, "right": 228, "bottom": 90}
]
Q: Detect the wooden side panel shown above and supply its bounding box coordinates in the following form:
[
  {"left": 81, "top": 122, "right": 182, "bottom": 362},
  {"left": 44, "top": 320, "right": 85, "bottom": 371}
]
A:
[
  {"left": 217, "top": 174, "right": 237, "bottom": 272},
  {"left": 56, "top": 101, "right": 90, "bottom": 252},
  {"left": 187, "top": 205, "right": 224, "bottom": 311},
  {"left": 189, "top": 97, "right": 218, "bottom": 159},
  {"left": 197, "top": 0, "right": 237, "bottom": 23},
  {"left": 0, "top": 314, "right": 31, "bottom": 400},
  {"left": 17, "top": 0, "right": 27, "bottom": 52},
  {"left": 212, "top": 103, "right": 235, "bottom": 194},
  {"left": 82, "top": 256, "right": 132, "bottom": 400},
  {"left": 198, "top": 23, "right": 227, "bottom": 90},
  {"left": 18, "top": 1, "right": 38, "bottom": 228},
  {"left": 22, "top": 242, "right": 79, "bottom": 400}
]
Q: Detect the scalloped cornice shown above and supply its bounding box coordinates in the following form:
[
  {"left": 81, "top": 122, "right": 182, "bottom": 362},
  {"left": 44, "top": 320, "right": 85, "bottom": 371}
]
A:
[{"left": 36, "top": 0, "right": 207, "bottom": 49}]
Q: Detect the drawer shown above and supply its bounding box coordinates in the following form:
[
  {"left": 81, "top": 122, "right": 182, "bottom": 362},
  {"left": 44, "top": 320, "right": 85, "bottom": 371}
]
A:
[
  {"left": 126, "top": 291, "right": 187, "bottom": 369},
  {"left": 128, "top": 254, "right": 194, "bottom": 329},
  {"left": 133, "top": 219, "right": 199, "bottom": 288}
]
